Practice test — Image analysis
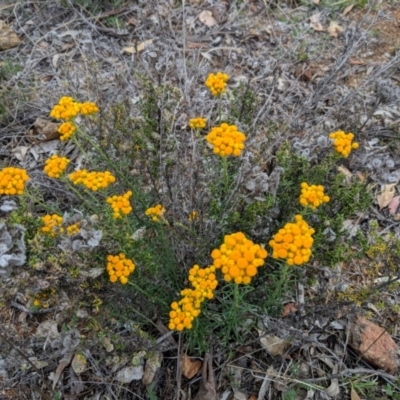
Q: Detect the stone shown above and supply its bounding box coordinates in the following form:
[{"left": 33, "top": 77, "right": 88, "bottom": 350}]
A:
[{"left": 349, "top": 315, "right": 398, "bottom": 374}]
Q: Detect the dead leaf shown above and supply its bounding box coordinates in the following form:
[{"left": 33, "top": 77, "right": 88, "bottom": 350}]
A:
[
  {"left": 388, "top": 196, "right": 400, "bottom": 215},
  {"left": 327, "top": 21, "right": 344, "bottom": 38},
  {"left": 349, "top": 58, "right": 365, "bottom": 65},
  {"left": 198, "top": 10, "right": 217, "bottom": 27},
  {"left": 337, "top": 165, "right": 352, "bottom": 184},
  {"left": 259, "top": 332, "right": 290, "bottom": 356},
  {"left": 325, "top": 379, "right": 340, "bottom": 397},
  {"left": 142, "top": 351, "right": 162, "bottom": 385},
  {"left": 342, "top": 4, "right": 355, "bottom": 16},
  {"left": 310, "top": 13, "right": 324, "bottom": 32},
  {"left": 0, "top": 20, "right": 21, "bottom": 50},
  {"left": 122, "top": 39, "right": 153, "bottom": 54},
  {"left": 52, "top": 353, "right": 73, "bottom": 389},
  {"left": 35, "top": 320, "right": 59, "bottom": 339},
  {"left": 351, "top": 387, "right": 361, "bottom": 400},
  {"left": 29, "top": 118, "right": 60, "bottom": 143},
  {"left": 187, "top": 41, "right": 208, "bottom": 49},
  {"left": 194, "top": 353, "right": 216, "bottom": 400},
  {"left": 319, "top": 356, "right": 339, "bottom": 397},
  {"left": 52, "top": 54, "right": 62, "bottom": 69},
  {"left": 312, "top": 0, "right": 320, "bottom": 3},
  {"left": 69, "top": 367, "right": 84, "bottom": 395},
  {"left": 356, "top": 172, "right": 366, "bottom": 181},
  {"left": 11, "top": 146, "right": 29, "bottom": 162},
  {"left": 282, "top": 303, "right": 297, "bottom": 318},
  {"left": 200, "top": 51, "right": 213, "bottom": 62},
  {"left": 181, "top": 354, "right": 201, "bottom": 379},
  {"left": 294, "top": 65, "right": 314, "bottom": 82},
  {"left": 377, "top": 184, "right": 396, "bottom": 209}
]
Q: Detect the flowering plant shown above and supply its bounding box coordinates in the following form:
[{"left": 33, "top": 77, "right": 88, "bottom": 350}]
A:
[
  {"left": 145, "top": 204, "right": 166, "bottom": 222},
  {"left": 44, "top": 155, "right": 70, "bottom": 179},
  {"left": 329, "top": 130, "right": 359, "bottom": 158},
  {"left": 299, "top": 183, "right": 330, "bottom": 209},
  {"left": 169, "top": 264, "right": 218, "bottom": 331},
  {"left": 0, "top": 167, "right": 29, "bottom": 196},
  {"left": 269, "top": 215, "right": 314, "bottom": 266},
  {"left": 106, "top": 191, "right": 133, "bottom": 219},
  {"left": 211, "top": 232, "right": 268, "bottom": 284},
  {"left": 106, "top": 253, "right": 135, "bottom": 284},
  {"left": 205, "top": 123, "right": 246, "bottom": 157},
  {"left": 69, "top": 170, "right": 116, "bottom": 191},
  {"left": 205, "top": 72, "right": 229, "bottom": 96},
  {"left": 189, "top": 117, "right": 207, "bottom": 130}
]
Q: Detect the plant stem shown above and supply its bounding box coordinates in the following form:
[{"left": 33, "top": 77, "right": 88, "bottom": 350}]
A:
[
  {"left": 127, "top": 280, "right": 168, "bottom": 307},
  {"left": 62, "top": 177, "right": 99, "bottom": 214},
  {"left": 77, "top": 128, "right": 134, "bottom": 189},
  {"left": 273, "top": 263, "right": 290, "bottom": 301},
  {"left": 221, "top": 156, "right": 229, "bottom": 196}
]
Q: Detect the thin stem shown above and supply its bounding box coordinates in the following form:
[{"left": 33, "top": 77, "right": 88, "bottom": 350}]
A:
[
  {"left": 217, "top": 95, "right": 222, "bottom": 122},
  {"left": 127, "top": 280, "right": 168, "bottom": 307},
  {"left": 221, "top": 156, "right": 230, "bottom": 203},
  {"left": 77, "top": 128, "right": 134, "bottom": 189},
  {"left": 61, "top": 177, "right": 100, "bottom": 214},
  {"left": 126, "top": 304, "right": 159, "bottom": 329},
  {"left": 233, "top": 283, "right": 239, "bottom": 310},
  {"left": 273, "top": 263, "right": 290, "bottom": 301}
]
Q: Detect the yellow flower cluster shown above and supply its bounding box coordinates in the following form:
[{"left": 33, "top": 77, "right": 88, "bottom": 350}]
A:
[
  {"left": 79, "top": 102, "right": 99, "bottom": 115},
  {"left": 205, "top": 72, "right": 229, "bottom": 96},
  {"left": 50, "top": 96, "right": 81, "bottom": 120},
  {"left": 41, "top": 214, "right": 64, "bottom": 237},
  {"left": 299, "top": 183, "right": 330, "bottom": 209},
  {"left": 205, "top": 123, "right": 246, "bottom": 157},
  {"left": 44, "top": 155, "right": 70, "bottom": 178},
  {"left": 211, "top": 232, "right": 268, "bottom": 284},
  {"left": 189, "top": 117, "right": 207, "bottom": 130},
  {"left": 33, "top": 299, "right": 42, "bottom": 308},
  {"left": 50, "top": 97, "right": 99, "bottom": 141},
  {"left": 168, "top": 265, "right": 218, "bottom": 331},
  {"left": 58, "top": 121, "right": 76, "bottom": 141},
  {"left": 69, "top": 170, "right": 116, "bottom": 191},
  {"left": 66, "top": 222, "right": 80, "bottom": 236},
  {"left": 106, "top": 253, "right": 135, "bottom": 284},
  {"left": 0, "top": 167, "right": 29, "bottom": 196},
  {"left": 329, "top": 130, "right": 359, "bottom": 158},
  {"left": 188, "top": 211, "right": 198, "bottom": 221},
  {"left": 145, "top": 204, "right": 165, "bottom": 222},
  {"left": 106, "top": 191, "right": 133, "bottom": 219},
  {"left": 269, "top": 215, "right": 315, "bottom": 266}
]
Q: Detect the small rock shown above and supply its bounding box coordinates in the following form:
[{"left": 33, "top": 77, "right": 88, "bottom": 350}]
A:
[
  {"left": 233, "top": 390, "right": 247, "bottom": 400},
  {"left": 349, "top": 315, "right": 398, "bottom": 374},
  {"left": 71, "top": 353, "right": 87, "bottom": 374},
  {"left": 115, "top": 366, "right": 143, "bottom": 383}
]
